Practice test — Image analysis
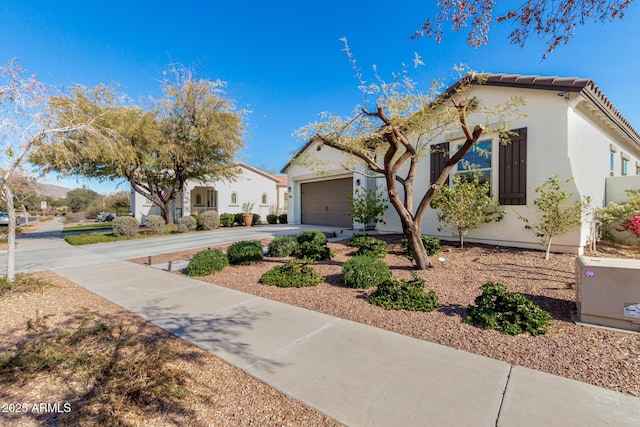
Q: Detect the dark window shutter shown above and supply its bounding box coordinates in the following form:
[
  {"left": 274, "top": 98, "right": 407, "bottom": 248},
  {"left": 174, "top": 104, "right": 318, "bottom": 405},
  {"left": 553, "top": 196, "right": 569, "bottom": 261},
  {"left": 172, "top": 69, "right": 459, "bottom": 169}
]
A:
[
  {"left": 430, "top": 142, "right": 450, "bottom": 185},
  {"left": 499, "top": 128, "right": 527, "bottom": 205}
]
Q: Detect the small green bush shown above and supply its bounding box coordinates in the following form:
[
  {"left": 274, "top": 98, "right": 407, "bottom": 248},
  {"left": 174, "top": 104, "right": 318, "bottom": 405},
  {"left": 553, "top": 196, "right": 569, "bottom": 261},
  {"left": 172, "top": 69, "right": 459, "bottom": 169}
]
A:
[
  {"left": 369, "top": 275, "right": 439, "bottom": 311},
  {"left": 348, "top": 235, "right": 388, "bottom": 258},
  {"left": 252, "top": 213, "right": 260, "bottom": 225},
  {"left": 220, "top": 213, "right": 235, "bottom": 227},
  {"left": 278, "top": 213, "right": 288, "bottom": 224},
  {"left": 268, "top": 236, "right": 299, "bottom": 257},
  {"left": 233, "top": 213, "right": 244, "bottom": 226},
  {"left": 186, "top": 249, "right": 229, "bottom": 276},
  {"left": 200, "top": 210, "right": 220, "bottom": 230},
  {"left": 465, "top": 282, "right": 553, "bottom": 336},
  {"left": 342, "top": 256, "right": 392, "bottom": 289},
  {"left": 176, "top": 216, "right": 197, "bottom": 233},
  {"left": 227, "top": 240, "right": 264, "bottom": 265},
  {"left": 401, "top": 235, "right": 442, "bottom": 260},
  {"left": 266, "top": 214, "right": 278, "bottom": 224},
  {"left": 145, "top": 215, "right": 166, "bottom": 234},
  {"left": 111, "top": 216, "right": 139, "bottom": 237},
  {"left": 260, "top": 260, "right": 322, "bottom": 288},
  {"left": 296, "top": 230, "right": 332, "bottom": 261}
]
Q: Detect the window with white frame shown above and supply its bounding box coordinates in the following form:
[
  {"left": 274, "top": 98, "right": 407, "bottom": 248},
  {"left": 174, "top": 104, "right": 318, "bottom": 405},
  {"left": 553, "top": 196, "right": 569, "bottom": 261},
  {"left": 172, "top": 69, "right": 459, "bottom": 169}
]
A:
[
  {"left": 456, "top": 139, "right": 492, "bottom": 186},
  {"left": 609, "top": 145, "right": 617, "bottom": 176},
  {"left": 261, "top": 193, "right": 268, "bottom": 205},
  {"left": 230, "top": 192, "right": 237, "bottom": 205},
  {"left": 621, "top": 152, "right": 629, "bottom": 176}
]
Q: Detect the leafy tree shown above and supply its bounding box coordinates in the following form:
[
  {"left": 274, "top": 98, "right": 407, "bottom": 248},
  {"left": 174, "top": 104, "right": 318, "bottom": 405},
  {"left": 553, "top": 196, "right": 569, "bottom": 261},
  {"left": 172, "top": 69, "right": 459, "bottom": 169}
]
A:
[
  {"left": 518, "top": 175, "right": 591, "bottom": 260},
  {"left": 103, "top": 190, "right": 131, "bottom": 215},
  {"left": 431, "top": 174, "right": 503, "bottom": 248},
  {"left": 349, "top": 186, "right": 388, "bottom": 230},
  {"left": 294, "top": 45, "right": 521, "bottom": 269},
  {"left": 415, "top": 0, "right": 634, "bottom": 57},
  {"left": 65, "top": 186, "right": 101, "bottom": 213},
  {"left": 32, "top": 66, "right": 245, "bottom": 224}
]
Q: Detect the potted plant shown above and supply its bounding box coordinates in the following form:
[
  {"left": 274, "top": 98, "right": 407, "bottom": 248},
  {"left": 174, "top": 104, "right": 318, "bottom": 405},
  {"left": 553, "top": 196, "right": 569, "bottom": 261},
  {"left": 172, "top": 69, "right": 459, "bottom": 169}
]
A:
[{"left": 242, "top": 202, "right": 255, "bottom": 226}]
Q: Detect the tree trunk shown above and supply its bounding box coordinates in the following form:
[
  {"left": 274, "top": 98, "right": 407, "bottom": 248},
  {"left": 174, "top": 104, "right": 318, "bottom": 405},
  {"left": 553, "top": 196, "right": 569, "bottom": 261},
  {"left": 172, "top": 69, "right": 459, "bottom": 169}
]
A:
[
  {"left": 21, "top": 204, "right": 29, "bottom": 226},
  {"left": 159, "top": 202, "right": 174, "bottom": 225},
  {"left": 545, "top": 236, "right": 552, "bottom": 260},
  {"left": 404, "top": 221, "right": 432, "bottom": 269},
  {"left": 2, "top": 183, "right": 16, "bottom": 283},
  {"left": 458, "top": 228, "right": 464, "bottom": 249}
]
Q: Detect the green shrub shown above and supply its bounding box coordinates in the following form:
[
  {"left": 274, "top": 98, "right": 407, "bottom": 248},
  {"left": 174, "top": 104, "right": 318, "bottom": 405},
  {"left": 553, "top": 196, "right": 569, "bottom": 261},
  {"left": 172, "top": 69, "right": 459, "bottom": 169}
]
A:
[
  {"left": 252, "top": 213, "right": 260, "bottom": 225},
  {"left": 296, "top": 230, "right": 332, "bottom": 261},
  {"left": 111, "top": 216, "right": 139, "bottom": 237},
  {"left": 260, "top": 260, "right": 322, "bottom": 288},
  {"left": 465, "top": 282, "right": 553, "bottom": 336},
  {"left": 401, "top": 235, "right": 442, "bottom": 260},
  {"left": 233, "top": 213, "right": 244, "bottom": 226},
  {"left": 200, "top": 210, "right": 220, "bottom": 230},
  {"left": 176, "top": 216, "right": 197, "bottom": 233},
  {"left": 84, "top": 206, "right": 103, "bottom": 220},
  {"left": 278, "top": 213, "right": 288, "bottom": 224},
  {"left": 220, "top": 213, "right": 235, "bottom": 227},
  {"left": 342, "top": 256, "right": 391, "bottom": 289},
  {"left": 267, "top": 235, "right": 299, "bottom": 257},
  {"left": 193, "top": 215, "right": 205, "bottom": 231},
  {"left": 144, "top": 215, "right": 165, "bottom": 234},
  {"left": 348, "top": 235, "right": 388, "bottom": 258},
  {"left": 369, "top": 275, "right": 439, "bottom": 311},
  {"left": 227, "top": 240, "right": 264, "bottom": 265},
  {"left": 186, "top": 249, "right": 229, "bottom": 276},
  {"left": 266, "top": 214, "right": 278, "bottom": 224}
]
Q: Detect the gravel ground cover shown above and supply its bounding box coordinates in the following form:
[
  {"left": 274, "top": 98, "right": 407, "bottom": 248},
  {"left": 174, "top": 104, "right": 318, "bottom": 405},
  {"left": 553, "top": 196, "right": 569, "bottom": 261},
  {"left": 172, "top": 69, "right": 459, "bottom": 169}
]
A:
[{"left": 131, "top": 235, "right": 640, "bottom": 397}]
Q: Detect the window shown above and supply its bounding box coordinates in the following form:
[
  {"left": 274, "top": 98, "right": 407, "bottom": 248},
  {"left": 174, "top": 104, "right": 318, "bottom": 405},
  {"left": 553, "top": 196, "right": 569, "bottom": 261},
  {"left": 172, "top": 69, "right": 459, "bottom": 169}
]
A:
[
  {"left": 621, "top": 153, "right": 629, "bottom": 176},
  {"left": 261, "top": 193, "right": 268, "bottom": 204},
  {"left": 195, "top": 194, "right": 202, "bottom": 205},
  {"left": 230, "top": 192, "right": 237, "bottom": 205},
  {"left": 609, "top": 150, "right": 616, "bottom": 176},
  {"left": 622, "top": 159, "right": 628, "bottom": 176},
  {"left": 457, "top": 139, "right": 492, "bottom": 185}
]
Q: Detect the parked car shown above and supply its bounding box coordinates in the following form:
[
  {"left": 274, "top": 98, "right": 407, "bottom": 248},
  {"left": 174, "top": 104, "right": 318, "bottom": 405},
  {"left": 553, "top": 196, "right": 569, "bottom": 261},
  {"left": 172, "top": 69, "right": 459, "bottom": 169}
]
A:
[{"left": 0, "top": 212, "right": 20, "bottom": 226}]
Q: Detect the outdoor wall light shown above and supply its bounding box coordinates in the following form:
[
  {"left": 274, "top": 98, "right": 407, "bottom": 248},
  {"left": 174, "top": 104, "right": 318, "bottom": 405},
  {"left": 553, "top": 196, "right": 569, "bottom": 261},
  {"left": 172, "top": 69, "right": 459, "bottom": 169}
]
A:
[{"left": 356, "top": 179, "right": 361, "bottom": 186}]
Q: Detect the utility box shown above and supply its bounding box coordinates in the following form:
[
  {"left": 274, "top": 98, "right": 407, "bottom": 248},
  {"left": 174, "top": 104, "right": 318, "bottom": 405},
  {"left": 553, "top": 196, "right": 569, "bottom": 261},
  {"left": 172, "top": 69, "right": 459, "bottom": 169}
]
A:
[{"left": 575, "top": 256, "right": 640, "bottom": 332}]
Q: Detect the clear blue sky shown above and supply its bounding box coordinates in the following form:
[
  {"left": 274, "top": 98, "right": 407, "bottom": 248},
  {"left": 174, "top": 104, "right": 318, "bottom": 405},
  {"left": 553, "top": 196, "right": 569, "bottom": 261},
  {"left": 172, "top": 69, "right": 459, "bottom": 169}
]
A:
[{"left": 2, "top": 1, "right": 640, "bottom": 194}]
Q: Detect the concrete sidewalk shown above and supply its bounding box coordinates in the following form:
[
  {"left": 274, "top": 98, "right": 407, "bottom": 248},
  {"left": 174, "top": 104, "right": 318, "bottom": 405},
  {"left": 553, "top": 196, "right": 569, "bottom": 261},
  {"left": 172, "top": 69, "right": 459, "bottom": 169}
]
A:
[{"left": 4, "top": 219, "right": 640, "bottom": 426}]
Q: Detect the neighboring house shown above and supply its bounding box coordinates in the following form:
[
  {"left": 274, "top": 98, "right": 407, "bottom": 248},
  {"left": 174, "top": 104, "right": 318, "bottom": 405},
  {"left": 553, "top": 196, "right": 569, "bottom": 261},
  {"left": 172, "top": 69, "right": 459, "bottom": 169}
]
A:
[
  {"left": 283, "top": 74, "right": 640, "bottom": 255},
  {"left": 131, "top": 162, "right": 287, "bottom": 223}
]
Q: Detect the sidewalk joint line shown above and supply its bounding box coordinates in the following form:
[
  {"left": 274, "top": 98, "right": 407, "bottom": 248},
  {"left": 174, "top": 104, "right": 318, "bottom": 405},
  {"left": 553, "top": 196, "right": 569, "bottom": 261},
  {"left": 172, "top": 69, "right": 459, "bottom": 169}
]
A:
[{"left": 495, "top": 365, "right": 513, "bottom": 426}]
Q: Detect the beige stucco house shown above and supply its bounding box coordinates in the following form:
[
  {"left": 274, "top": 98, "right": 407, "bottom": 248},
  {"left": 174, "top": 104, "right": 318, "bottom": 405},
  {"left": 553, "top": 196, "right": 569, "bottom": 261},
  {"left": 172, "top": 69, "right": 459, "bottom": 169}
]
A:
[
  {"left": 282, "top": 74, "right": 640, "bottom": 255},
  {"left": 131, "top": 162, "right": 287, "bottom": 223}
]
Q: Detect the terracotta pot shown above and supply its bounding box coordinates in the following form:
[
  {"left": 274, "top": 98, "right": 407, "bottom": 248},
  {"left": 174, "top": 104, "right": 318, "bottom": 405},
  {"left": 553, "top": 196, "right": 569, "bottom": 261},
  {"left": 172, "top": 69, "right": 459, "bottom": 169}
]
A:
[{"left": 242, "top": 214, "right": 253, "bottom": 227}]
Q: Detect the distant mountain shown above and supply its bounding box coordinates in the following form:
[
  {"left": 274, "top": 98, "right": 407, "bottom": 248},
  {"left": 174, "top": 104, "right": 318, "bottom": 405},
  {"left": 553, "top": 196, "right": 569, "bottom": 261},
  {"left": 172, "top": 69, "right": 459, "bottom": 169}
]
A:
[{"left": 36, "top": 183, "right": 70, "bottom": 199}]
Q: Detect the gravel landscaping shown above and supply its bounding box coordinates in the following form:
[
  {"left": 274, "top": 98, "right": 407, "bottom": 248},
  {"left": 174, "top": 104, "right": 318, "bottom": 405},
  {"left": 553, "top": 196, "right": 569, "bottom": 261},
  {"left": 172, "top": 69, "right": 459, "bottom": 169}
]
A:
[{"left": 132, "top": 235, "right": 640, "bottom": 397}]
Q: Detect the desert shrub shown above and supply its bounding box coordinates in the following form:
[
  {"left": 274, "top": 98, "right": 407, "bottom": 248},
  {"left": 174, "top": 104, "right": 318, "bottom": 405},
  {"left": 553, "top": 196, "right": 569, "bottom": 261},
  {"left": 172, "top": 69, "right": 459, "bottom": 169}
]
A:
[
  {"left": 278, "top": 213, "right": 288, "bottom": 224},
  {"left": 111, "top": 216, "right": 139, "bottom": 237},
  {"left": 145, "top": 215, "right": 165, "bottom": 234},
  {"left": 348, "top": 235, "right": 388, "bottom": 258},
  {"left": 234, "top": 213, "right": 244, "bottom": 226},
  {"left": 84, "top": 206, "right": 102, "bottom": 220},
  {"left": 266, "top": 214, "right": 278, "bottom": 224},
  {"left": 267, "top": 235, "right": 299, "bottom": 257},
  {"left": 64, "top": 212, "right": 85, "bottom": 224},
  {"left": 369, "top": 275, "right": 439, "bottom": 312},
  {"left": 176, "top": 216, "right": 197, "bottom": 233},
  {"left": 220, "top": 213, "right": 235, "bottom": 227},
  {"left": 227, "top": 240, "right": 264, "bottom": 265},
  {"left": 186, "top": 249, "right": 228, "bottom": 276},
  {"left": 465, "top": 282, "right": 553, "bottom": 336},
  {"left": 342, "top": 256, "right": 391, "bottom": 289},
  {"left": 260, "top": 260, "right": 322, "bottom": 288},
  {"left": 200, "top": 210, "right": 220, "bottom": 230},
  {"left": 296, "top": 230, "right": 332, "bottom": 261},
  {"left": 401, "top": 235, "right": 442, "bottom": 260},
  {"left": 252, "top": 213, "right": 260, "bottom": 225}
]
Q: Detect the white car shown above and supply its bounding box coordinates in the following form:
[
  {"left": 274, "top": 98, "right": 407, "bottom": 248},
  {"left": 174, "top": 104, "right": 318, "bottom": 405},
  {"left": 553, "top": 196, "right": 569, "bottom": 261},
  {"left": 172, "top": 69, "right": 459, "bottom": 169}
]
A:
[{"left": 0, "top": 212, "right": 20, "bottom": 226}]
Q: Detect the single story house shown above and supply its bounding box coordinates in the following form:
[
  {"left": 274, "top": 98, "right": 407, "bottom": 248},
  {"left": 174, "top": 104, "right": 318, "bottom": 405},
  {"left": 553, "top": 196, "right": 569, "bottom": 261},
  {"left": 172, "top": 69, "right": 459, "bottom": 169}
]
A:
[
  {"left": 282, "top": 74, "right": 640, "bottom": 255},
  {"left": 131, "top": 162, "right": 287, "bottom": 223}
]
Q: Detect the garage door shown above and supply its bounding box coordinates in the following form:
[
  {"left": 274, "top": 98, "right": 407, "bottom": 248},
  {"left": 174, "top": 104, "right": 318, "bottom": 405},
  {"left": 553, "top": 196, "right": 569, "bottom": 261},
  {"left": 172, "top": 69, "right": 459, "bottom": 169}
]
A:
[{"left": 301, "top": 178, "right": 353, "bottom": 227}]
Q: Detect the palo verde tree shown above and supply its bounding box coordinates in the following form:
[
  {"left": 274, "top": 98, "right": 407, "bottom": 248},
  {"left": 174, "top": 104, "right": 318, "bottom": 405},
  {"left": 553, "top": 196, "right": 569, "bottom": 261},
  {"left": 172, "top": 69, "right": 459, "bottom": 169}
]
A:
[
  {"left": 33, "top": 66, "right": 245, "bottom": 224},
  {"left": 415, "top": 0, "right": 634, "bottom": 57},
  {"left": 519, "top": 175, "right": 591, "bottom": 260},
  {"left": 431, "top": 174, "right": 504, "bottom": 249},
  {"left": 294, "top": 44, "right": 522, "bottom": 269}
]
